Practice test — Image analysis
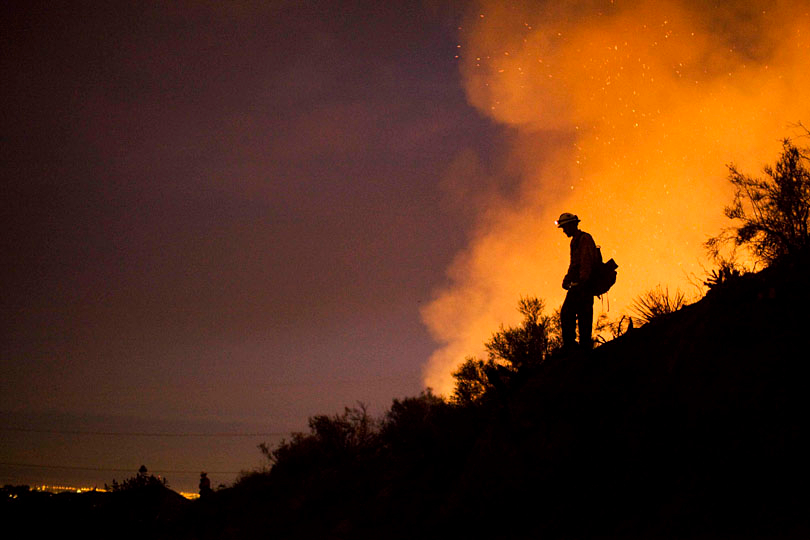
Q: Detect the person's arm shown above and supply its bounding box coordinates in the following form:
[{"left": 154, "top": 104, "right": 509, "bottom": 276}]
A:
[
  {"left": 563, "top": 248, "right": 576, "bottom": 289},
  {"left": 578, "top": 234, "right": 597, "bottom": 283}
]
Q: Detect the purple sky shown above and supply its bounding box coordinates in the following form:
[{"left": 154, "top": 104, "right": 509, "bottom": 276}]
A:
[{"left": 1, "top": 1, "right": 505, "bottom": 492}]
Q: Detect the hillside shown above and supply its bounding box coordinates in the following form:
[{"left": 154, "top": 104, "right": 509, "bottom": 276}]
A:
[
  {"left": 449, "top": 254, "right": 810, "bottom": 538},
  {"left": 180, "top": 254, "right": 808, "bottom": 539},
  {"left": 4, "top": 255, "right": 808, "bottom": 539}
]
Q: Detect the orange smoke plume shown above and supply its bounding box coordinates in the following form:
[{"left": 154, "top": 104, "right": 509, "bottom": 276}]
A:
[{"left": 422, "top": 0, "right": 810, "bottom": 394}]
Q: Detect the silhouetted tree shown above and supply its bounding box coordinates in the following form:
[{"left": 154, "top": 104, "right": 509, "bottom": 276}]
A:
[{"left": 707, "top": 138, "right": 810, "bottom": 265}]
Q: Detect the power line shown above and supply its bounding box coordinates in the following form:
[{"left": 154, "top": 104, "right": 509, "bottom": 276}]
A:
[
  {"left": 0, "top": 427, "right": 292, "bottom": 437},
  {"left": 0, "top": 461, "right": 249, "bottom": 475}
]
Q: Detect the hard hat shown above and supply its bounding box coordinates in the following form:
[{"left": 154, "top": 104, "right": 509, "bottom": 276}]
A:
[{"left": 555, "top": 212, "right": 579, "bottom": 227}]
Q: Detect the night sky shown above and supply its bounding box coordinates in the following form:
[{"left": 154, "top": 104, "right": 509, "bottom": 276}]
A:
[
  {"left": 2, "top": 1, "right": 503, "bottom": 492},
  {"left": 3, "top": 0, "right": 810, "bottom": 493}
]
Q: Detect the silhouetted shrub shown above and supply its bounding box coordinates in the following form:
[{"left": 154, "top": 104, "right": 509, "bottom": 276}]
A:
[
  {"left": 485, "top": 296, "right": 557, "bottom": 370},
  {"left": 703, "top": 258, "right": 745, "bottom": 291},
  {"left": 106, "top": 465, "right": 168, "bottom": 491},
  {"left": 707, "top": 138, "right": 810, "bottom": 265},
  {"left": 451, "top": 357, "right": 490, "bottom": 405},
  {"left": 631, "top": 285, "right": 688, "bottom": 325},
  {"left": 380, "top": 390, "right": 447, "bottom": 453},
  {"left": 259, "top": 402, "right": 378, "bottom": 481},
  {"left": 452, "top": 296, "right": 558, "bottom": 404},
  {"left": 594, "top": 313, "right": 633, "bottom": 344}
]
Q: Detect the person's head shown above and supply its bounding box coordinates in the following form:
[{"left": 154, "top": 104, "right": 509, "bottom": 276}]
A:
[{"left": 555, "top": 212, "right": 580, "bottom": 237}]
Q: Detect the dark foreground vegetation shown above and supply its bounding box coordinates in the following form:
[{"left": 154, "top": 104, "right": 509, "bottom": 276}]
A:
[
  {"left": 218, "top": 252, "right": 810, "bottom": 539},
  {"left": 4, "top": 252, "right": 809, "bottom": 539},
  {"left": 4, "top": 137, "right": 809, "bottom": 538}
]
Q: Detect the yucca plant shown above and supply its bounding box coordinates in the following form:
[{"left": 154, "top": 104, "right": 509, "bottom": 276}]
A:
[{"left": 631, "top": 285, "right": 688, "bottom": 325}]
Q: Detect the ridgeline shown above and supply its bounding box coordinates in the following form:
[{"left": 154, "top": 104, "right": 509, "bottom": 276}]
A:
[{"left": 4, "top": 255, "right": 809, "bottom": 539}]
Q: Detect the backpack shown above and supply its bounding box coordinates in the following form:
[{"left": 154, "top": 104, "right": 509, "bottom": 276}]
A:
[{"left": 590, "top": 246, "right": 618, "bottom": 296}]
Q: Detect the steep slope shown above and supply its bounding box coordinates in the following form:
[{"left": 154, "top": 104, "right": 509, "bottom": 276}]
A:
[
  {"left": 446, "top": 256, "right": 810, "bottom": 538},
  {"left": 171, "top": 256, "right": 810, "bottom": 539}
]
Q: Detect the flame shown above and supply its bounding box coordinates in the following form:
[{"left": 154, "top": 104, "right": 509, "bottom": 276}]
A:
[{"left": 422, "top": 0, "right": 810, "bottom": 394}]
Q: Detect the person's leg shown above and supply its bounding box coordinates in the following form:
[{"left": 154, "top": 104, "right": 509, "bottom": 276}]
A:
[
  {"left": 561, "top": 289, "right": 577, "bottom": 349},
  {"left": 577, "top": 289, "right": 594, "bottom": 349}
]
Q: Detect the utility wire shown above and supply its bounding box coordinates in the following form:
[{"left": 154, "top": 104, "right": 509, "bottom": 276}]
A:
[
  {"left": 0, "top": 461, "right": 250, "bottom": 475},
  {"left": 0, "top": 427, "right": 292, "bottom": 437}
]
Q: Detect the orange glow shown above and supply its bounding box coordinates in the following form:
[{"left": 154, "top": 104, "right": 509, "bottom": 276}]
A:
[{"left": 422, "top": 0, "right": 810, "bottom": 394}]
